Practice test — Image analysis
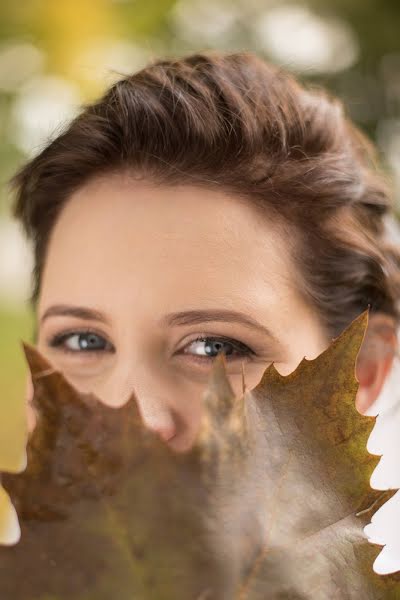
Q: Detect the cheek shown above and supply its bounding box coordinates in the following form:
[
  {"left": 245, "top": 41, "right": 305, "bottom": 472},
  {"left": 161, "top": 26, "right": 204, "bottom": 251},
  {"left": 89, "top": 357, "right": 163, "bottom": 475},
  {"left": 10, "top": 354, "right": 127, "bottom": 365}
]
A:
[
  {"left": 26, "top": 403, "right": 36, "bottom": 434},
  {"left": 24, "top": 374, "right": 36, "bottom": 434},
  {"left": 25, "top": 373, "right": 33, "bottom": 403},
  {"left": 36, "top": 339, "right": 114, "bottom": 399}
]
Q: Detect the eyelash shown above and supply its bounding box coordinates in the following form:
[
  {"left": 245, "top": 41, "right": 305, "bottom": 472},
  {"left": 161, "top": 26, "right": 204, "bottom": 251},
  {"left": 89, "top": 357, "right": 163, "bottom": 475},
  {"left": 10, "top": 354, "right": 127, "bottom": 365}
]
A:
[{"left": 46, "top": 328, "right": 255, "bottom": 363}]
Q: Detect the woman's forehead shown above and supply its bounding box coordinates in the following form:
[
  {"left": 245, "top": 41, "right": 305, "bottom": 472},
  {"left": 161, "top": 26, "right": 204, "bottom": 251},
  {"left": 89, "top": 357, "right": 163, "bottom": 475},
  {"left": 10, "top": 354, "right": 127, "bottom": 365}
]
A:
[
  {"left": 49, "top": 174, "right": 284, "bottom": 242},
  {"left": 41, "top": 176, "right": 297, "bottom": 297}
]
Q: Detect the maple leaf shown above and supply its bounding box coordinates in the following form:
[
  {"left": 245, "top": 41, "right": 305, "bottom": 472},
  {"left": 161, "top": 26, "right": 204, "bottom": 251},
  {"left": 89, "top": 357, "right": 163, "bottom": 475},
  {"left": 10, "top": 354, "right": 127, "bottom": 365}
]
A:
[{"left": 0, "top": 308, "right": 399, "bottom": 598}]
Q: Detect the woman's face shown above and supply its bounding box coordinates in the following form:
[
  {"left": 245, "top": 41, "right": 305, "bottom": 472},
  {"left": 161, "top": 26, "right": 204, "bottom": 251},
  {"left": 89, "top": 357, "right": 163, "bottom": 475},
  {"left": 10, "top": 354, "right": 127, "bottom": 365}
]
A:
[{"left": 34, "top": 172, "right": 330, "bottom": 452}]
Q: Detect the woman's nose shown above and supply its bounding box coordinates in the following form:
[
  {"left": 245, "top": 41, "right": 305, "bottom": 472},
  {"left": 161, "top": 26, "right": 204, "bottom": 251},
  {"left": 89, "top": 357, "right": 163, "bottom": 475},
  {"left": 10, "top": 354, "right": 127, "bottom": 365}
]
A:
[
  {"left": 26, "top": 363, "right": 193, "bottom": 449},
  {"left": 132, "top": 394, "right": 178, "bottom": 443},
  {"left": 104, "top": 366, "right": 181, "bottom": 445}
]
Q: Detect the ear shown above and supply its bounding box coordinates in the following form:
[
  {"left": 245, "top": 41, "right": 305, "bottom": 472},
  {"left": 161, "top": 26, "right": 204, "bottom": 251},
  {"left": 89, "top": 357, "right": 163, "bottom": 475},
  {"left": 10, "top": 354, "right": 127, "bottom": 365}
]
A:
[{"left": 355, "top": 313, "right": 398, "bottom": 414}]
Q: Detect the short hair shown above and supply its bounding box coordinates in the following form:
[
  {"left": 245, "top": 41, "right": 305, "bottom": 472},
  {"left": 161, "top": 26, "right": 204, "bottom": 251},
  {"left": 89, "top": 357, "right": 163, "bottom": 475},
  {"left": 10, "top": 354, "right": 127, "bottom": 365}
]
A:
[{"left": 8, "top": 49, "right": 400, "bottom": 340}]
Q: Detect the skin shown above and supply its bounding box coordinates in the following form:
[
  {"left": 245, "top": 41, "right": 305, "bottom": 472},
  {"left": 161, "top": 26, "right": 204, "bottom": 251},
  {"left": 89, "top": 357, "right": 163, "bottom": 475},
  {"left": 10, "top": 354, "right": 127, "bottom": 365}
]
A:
[{"left": 25, "top": 171, "right": 398, "bottom": 452}]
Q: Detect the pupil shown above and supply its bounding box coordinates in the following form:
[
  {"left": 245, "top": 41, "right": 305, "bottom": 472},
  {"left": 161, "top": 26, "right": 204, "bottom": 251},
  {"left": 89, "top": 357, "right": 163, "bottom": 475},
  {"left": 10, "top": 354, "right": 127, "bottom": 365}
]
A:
[
  {"left": 204, "top": 340, "right": 232, "bottom": 356},
  {"left": 80, "top": 334, "right": 100, "bottom": 349}
]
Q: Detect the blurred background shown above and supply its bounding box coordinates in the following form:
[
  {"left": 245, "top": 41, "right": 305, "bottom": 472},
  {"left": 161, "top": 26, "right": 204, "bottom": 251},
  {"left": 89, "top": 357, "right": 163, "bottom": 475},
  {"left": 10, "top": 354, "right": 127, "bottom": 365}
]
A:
[{"left": 0, "top": 0, "right": 399, "bottom": 413}]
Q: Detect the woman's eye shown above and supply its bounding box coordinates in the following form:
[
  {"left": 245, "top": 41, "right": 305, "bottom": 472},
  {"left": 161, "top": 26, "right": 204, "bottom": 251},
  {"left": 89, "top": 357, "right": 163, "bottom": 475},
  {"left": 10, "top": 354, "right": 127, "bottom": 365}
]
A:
[
  {"left": 48, "top": 330, "right": 113, "bottom": 354},
  {"left": 181, "top": 336, "right": 254, "bottom": 362},
  {"left": 47, "top": 331, "right": 253, "bottom": 363}
]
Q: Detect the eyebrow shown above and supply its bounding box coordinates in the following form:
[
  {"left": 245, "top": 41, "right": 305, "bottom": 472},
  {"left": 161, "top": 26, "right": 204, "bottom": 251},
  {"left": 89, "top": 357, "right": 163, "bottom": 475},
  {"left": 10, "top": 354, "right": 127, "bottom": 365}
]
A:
[
  {"left": 40, "top": 305, "right": 112, "bottom": 326},
  {"left": 160, "top": 309, "right": 280, "bottom": 342},
  {"left": 39, "top": 304, "right": 280, "bottom": 344}
]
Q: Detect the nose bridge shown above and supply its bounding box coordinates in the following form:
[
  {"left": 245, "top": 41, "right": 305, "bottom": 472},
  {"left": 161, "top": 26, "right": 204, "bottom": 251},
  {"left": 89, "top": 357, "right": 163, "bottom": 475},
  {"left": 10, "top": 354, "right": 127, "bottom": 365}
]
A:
[
  {"left": 113, "top": 359, "right": 141, "bottom": 406},
  {"left": 107, "top": 356, "right": 178, "bottom": 442}
]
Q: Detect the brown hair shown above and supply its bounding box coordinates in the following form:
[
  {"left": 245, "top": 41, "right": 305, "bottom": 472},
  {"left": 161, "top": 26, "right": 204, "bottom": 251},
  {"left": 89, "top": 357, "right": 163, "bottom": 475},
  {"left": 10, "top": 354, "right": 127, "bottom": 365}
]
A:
[{"left": 8, "top": 49, "right": 400, "bottom": 341}]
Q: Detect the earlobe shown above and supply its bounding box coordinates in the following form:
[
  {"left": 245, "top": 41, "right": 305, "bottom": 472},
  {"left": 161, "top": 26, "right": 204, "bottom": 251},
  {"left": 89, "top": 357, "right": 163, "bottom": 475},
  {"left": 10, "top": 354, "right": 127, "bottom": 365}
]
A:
[
  {"left": 355, "top": 361, "right": 380, "bottom": 414},
  {"left": 355, "top": 312, "right": 398, "bottom": 415},
  {"left": 355, "top": 344, "right": 395, "bottom": 415}
]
